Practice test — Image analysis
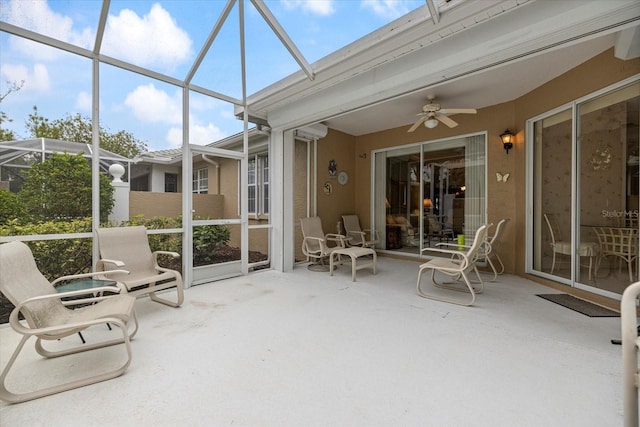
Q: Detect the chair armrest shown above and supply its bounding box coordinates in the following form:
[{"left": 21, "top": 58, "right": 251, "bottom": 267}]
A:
[
  {"left": 51, "top": 269, "right": 129, "bottom": 286},
  {"left": 11, "top": 287, "right": 124, "bottom": 328},
  {"left": 8, "top": 302, "right": 124, "bottom": 337},
  {"left": 96, "top": 258, "right": 126, "bottom": 268},
  {"left": 325, "top": 233, "right": 347, "bottom": 247},
  {"left": 153, "top": 250, "right": 180, "bottom": 258},
  {"left": 421, "top": 247, "right": 468, "bottom": 262},
  {"left": 302, "top": 236, "right": 326, "bottom": 255}
]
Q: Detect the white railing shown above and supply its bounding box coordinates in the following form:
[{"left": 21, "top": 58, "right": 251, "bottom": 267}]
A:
[{"left": 621, "top": 281, "right": 640, "bottom": 427}]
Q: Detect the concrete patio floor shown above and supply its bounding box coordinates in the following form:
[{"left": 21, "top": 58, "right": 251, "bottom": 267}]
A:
[{"left": 0, "top": 256, "right": 625, "bottom": 426}]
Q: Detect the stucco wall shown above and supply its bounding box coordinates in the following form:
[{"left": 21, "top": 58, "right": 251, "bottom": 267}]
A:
[
  {"left": 317, "top": 48, "right": 639, "bottom": 277},
  {"left": 315, "top": 129, "right": 357, "bottom": 237},
  {"left": 129, "top": 191, "right": 224, "bottom": 219}
]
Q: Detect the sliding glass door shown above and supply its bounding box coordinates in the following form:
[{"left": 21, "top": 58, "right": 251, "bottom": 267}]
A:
[
  {"left": 373, "top": 133, "right": 486, "bottom": 257},
  {"left": 529, "top": 79, "right": 639, "bottom": 297}
]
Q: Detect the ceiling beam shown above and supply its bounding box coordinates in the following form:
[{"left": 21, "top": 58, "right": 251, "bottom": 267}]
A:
[{"left": 427, "top": 0, "right": 440, "bottom": 25}]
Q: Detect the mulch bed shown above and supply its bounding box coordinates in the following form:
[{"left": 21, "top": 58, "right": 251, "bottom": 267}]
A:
[{"left": 0, "top": 246, "right": 267, "bottom": 324}]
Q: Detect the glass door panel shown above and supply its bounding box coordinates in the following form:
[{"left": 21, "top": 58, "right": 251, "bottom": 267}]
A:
[
  {"left": 530, "top": 80, "right": 639, "bottom": 296},
  {"left": 578, "top": 83, "right": 639, "bottom": 293},
  {"left": 373, "top": 134, "right": 485, "bottom": 257},
  {"left": 532, "top": 108, "right": 573, "bottom": 281}
]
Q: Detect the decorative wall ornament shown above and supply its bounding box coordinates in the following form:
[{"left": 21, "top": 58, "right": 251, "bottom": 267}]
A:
[
  {"left": 323, "top": 181, "right": 333, "bottom": 195},
  {"left": 590, "top": 144, "right": 612, "bottom": 170},
  {"left": 328, "top": 159, "right": 337, "bottom": 177},
  {"left": 496, "top": 172, "right": 510, "bottom": 182}
]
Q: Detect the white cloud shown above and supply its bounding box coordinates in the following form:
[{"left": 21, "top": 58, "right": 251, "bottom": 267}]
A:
[
  {"left": 124, "top": 83, "right": 182, "bottom": 124},
  {"left": 103, "top": 3, "right": 193, "bottom": 72},
  {"left": 124, "top": 84, "right": 225, "bottom": 148},
  {"left": 167, "top": 120, "right": 227, "bottom": 148},
  {"left": 75, "top": 91, "right": 92, "bottom": 111},
  {"left": 0, "top": 63, "right": 50, "bottom": 92},
  {"left": 281, "top": 0, "right": 335, "bottom": 16},
  {"left": 189, "top": 122, "right": 225, "bottom": 145},
  {"left": 165, "top": 122, "right": 224, "bottom": 148},
  {"left": 360, "top": 0, "right": 413, "bottom": 20},
  {"left": 2, "top": 0, "right": 93, "bottom": 60}
]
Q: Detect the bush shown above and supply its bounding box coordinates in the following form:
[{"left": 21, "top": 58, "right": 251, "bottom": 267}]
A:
[
  {"left": 0, "top": 215, "right": 232, "bottom": 279},
  {"left": 0, "top": 218, "right": 93, "bottom": 280},
  {"left": 0, "top": 190, "right": 27, "bottom": 224}
]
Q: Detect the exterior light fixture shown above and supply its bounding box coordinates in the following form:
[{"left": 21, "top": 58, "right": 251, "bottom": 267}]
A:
[{"left": 500, "top": 129, "right": 514, "bottom": 154}]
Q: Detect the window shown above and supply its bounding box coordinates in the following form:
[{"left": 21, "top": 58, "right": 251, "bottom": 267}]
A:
[
  {"left": 165, "top": 173, "right": 178, "bottom": 193},
  {"left": 248, "top": 155, "right": 269, "bottom": 215},
  {"left": 192, "top": 168, "right": 208, "bottom": 194}
]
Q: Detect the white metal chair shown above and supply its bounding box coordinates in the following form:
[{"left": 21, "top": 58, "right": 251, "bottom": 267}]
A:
[
  {"left": 0, "top": 241, "right": 138, "bottom": 403},
  {"left": 300, "top": 217, "right": 347, "bottom": 270},
  {"left": 544, "top": 213, "right": 598, "bottom": 280},
  {"left": 483, "top": 218, "right": 510, "bottom": 280},
  {"left": 416, "top": 225, "right": 488, "bottom": 306},
  {"left": 593, "top": 226, "right": 638, "bottom": 282},
  {"left": 97, "top": 226, "right": 184, "bottom": 307},
  {"left": 341, "top": 214, "right": 380, "bottom": 248}
]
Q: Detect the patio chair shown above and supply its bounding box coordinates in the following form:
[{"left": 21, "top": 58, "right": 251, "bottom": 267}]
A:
[
  {"left": 416, "top": 224, "right": 488, "bottom": 306},
  {"left": 300, "top": 217, "right": 347, "bottom": 270},
  {"left": 544, "top": 213, "right": 598, "bottom": 280},
  {"left": 426, "top": 214, "right": 455, "bottom": 245},
  {"left": 481, "top": 218, "right": 510, "bottom": 281},
  {"left": 341, "top": 214, "right": 380, "bottom": 248},
  {"left": 97, "top": 226, "right": 184, "bottom": 307},
  {"left": 0, "top": 241, "right": 138, "bottom": 403},
  {"left": 621, "top": 280, "right": 640, "bottom": 427},
  {"left": 593, "top": 226, "right": 638, "bottom": 282}
]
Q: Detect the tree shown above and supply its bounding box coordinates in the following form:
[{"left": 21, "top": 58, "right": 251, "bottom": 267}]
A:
[
  {"left": 0, "top": 80, "right": 24, "bottom": 142},
  {"left": 20, "top": 152, "right": 114, "bottom": 222},
  {"left": 26, "top": 106, "right": 148, "bottom": 158}
]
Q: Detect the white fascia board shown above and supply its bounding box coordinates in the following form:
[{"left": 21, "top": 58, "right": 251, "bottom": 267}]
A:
[
  {"left": 264, "top": 0, "right": 640, "bottom": 131},
  {"left": 245, "top": 0, "right": 518, "bottom": 115}
]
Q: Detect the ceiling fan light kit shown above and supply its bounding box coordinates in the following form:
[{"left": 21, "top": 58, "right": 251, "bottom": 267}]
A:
[{"left": 424, "top": 117, "right": 439, "bottom": 128}]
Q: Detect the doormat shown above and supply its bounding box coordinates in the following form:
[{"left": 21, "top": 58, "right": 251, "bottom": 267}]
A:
[{"left": 536, "top": 293, "right": 620, "bottom": 317}]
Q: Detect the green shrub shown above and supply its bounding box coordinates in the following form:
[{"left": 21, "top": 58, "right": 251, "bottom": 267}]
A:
[
  {"left": 0, "top": 218, "right": 93, "bottom": 280},
  {"left": 0, "top": 190, "right": 27, "bottom": 224},
  {"left": 0, "top": 215, "right": 232, "bottom": 279}
]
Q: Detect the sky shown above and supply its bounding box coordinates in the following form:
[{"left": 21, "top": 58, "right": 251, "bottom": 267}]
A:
[{"left": 0, "top": 0, "right": 425, "bottom": 153}]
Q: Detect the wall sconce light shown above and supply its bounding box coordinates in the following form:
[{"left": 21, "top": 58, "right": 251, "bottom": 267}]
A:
[
  {"left": 500, "top": 129, "right": 514, "bottom": 154},
  {"left": 423, "top": 198, "right": 433, "bottom": 210}
]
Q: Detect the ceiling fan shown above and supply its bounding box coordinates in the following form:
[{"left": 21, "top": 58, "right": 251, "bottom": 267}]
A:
[{"left": 407, "top": 97, "right": 477, "bottom": 132}]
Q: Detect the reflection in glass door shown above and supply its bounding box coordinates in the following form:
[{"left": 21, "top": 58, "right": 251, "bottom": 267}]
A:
[
  {"left": 373, "top": 133, "right": 486, "bottom": 257},
  {"left": 530, "top": 79, "right": 639, "bottom": 296}
]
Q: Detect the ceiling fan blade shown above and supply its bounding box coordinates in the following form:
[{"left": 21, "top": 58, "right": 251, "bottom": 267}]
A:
[
  {"left": 439, "top": 108, "right": 477, "bottom": 115},
  {"left": 437, "top": 115, "right": 458, "bottom": 128},
  {"left": 407, "top": 116, "right": 427, "bottom": 132}
]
